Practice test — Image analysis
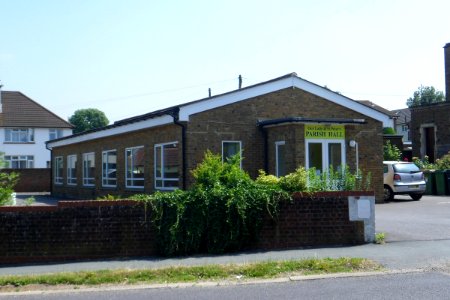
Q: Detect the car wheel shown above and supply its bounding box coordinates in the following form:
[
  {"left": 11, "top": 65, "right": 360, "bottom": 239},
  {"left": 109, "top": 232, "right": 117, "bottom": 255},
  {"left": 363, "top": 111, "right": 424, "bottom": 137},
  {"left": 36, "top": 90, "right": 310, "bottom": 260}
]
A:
[
  {"left": 384, "top": 185, "right": 394, "bottom": 202},
  {"left": 410, "top": 194, "right": 422, "bottom": 201}
]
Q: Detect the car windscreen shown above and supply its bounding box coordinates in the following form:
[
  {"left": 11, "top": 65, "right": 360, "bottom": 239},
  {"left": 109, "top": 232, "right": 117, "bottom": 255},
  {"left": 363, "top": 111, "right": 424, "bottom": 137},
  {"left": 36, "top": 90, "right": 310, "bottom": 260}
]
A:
[{"left": 393, "top": 163, "right": 420, "bottom": 173}]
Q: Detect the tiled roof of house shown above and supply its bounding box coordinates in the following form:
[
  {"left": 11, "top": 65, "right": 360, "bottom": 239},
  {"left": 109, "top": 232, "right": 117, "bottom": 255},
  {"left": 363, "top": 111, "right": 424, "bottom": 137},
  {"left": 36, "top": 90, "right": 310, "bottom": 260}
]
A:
[
  {"left": 357, "top": 100, "right": 395, "bottom": 117},
  {"left": 391, "top": 108, "right": 411, "bottom": 124},
  {"left": 0, "top": 91, "right": 72, "bottom": 128}
]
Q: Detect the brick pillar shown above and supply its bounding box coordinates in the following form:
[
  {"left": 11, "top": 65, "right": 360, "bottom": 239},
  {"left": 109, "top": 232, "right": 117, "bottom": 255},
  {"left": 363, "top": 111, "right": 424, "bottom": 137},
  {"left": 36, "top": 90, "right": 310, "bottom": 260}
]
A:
[{"left": 445, "top": 43, "right": 450, "bottom": 102}]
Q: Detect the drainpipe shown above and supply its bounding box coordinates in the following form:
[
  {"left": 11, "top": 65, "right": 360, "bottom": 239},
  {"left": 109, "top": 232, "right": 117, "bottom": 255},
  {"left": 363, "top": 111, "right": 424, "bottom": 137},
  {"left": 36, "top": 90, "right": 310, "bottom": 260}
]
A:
[
  {"left": 170, "top": 107, "right": 187, "bottom": 190},
  {"left": 258, "top": 125, "right": 269, "bottom": 173},
  {"left": 45, "top": 142, "right": 53, "bottom": 195}
]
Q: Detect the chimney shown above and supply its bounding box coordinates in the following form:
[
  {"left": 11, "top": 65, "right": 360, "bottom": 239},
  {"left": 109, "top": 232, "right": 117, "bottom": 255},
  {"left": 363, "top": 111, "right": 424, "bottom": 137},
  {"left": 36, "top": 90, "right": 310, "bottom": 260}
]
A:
[{"left": 445, "top": 43, "right": 450, "bottom": 101}]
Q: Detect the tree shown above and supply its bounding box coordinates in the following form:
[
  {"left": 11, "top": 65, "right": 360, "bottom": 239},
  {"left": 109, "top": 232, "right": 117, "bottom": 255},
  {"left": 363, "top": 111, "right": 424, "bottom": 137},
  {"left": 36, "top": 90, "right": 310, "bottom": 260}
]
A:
[
  {"left": 69, "top": 108, "right": 109, "bottom": 134},
  {"left": 406, "top": 85, "right": 445, "bottom": 108}
]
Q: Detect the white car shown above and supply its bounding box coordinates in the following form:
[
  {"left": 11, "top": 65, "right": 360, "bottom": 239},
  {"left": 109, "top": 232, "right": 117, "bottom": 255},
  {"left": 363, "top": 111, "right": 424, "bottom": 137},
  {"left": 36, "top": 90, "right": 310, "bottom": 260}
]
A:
[{"left": 383, "top": 161, "right": 426, "bottom": 201}]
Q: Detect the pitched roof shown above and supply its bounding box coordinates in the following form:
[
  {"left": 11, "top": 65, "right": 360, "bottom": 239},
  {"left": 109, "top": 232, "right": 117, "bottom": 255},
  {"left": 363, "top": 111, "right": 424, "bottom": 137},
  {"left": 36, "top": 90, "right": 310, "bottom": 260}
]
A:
[
  {"left": 47, "top": 73, "right": 394, "bottom": 148},
  {"left": 391, "top": 108, "right": 411, "bottom": 124},
  {"left": 0, "top": 91, "right": 72, "bottom": 128},
  {"left": 357, "top": 100, "right": 395, "bottom": 117}
]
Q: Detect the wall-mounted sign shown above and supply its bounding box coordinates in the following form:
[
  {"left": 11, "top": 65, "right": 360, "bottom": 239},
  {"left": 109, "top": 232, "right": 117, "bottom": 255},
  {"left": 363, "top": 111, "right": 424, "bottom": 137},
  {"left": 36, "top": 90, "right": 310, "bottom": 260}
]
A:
[{"left": 305, "top": 124, "right": 345, "bottom": 139}]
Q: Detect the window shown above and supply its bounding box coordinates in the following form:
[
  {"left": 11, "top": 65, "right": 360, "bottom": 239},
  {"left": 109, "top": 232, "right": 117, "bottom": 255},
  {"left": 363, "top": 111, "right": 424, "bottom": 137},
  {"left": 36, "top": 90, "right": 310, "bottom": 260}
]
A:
[
  {"left": 83, "top": 152, "right": 95, "bottom": 186},
  {"left": 102, "top": 150, "right": 117, "bottom": 187},
  {"left": 125, "top": 146, "right": 145, "bottom": 188},
  {"left": 222, "top": 141, "right": 242, "bottom": 165},
  {"left": 49, "top": 129, "right": 63, "bottom": 140},
  {"left": 305, "top": 140, "right": 345, "bottom": 174},
  {"left": 4, "top": 155, "right": 34, "bottom": 169},
  {"left": 67, "top": 155, "right": 77, "bottom": 185},
  {"left": 275, "top": 141, "right": 286, "bottom": 177},
  {"left": 54, "top": 156, "right": 63, "bottom": 184},
  {"left": 5, "top": 128, "right": 34, "bottom": 143},
  {"left": 155, "top": 142, "right": 179, "bottom": 190}
]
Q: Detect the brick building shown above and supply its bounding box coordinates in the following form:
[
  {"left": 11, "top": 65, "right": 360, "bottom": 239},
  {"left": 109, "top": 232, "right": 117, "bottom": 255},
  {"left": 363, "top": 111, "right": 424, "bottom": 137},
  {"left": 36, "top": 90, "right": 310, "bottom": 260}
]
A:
[
  {"left": 411, "top": 43, "right": 450, "bottom": 162},
  {"left": 47, "top": 73, "right": 393, "bottom": 203}
]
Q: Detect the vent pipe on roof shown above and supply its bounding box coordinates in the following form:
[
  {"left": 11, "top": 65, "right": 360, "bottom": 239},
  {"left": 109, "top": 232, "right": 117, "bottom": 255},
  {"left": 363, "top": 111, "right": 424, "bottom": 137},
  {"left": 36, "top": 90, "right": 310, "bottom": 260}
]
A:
[
  {"left": 208, "top": 88, "right": 211, "bottom": 98},
  {"left": 238, "top": 75, "right": 242, "bottom": 89}
]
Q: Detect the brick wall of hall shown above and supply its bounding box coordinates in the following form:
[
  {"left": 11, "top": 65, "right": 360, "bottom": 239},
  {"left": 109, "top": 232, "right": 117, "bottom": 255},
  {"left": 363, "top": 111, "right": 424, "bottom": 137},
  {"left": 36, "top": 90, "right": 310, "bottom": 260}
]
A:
[
  {"left": 184, "top": 88, "right": 384, "bottom": 203},
  {"left": 51, "top": 124, "right": 182, "bottom": 199},
  {"left": 0, "top": 193, "right": 366, "bottom": 264},
  {"left": 50, "top": 87, "right": 384, "bottom": 203}
]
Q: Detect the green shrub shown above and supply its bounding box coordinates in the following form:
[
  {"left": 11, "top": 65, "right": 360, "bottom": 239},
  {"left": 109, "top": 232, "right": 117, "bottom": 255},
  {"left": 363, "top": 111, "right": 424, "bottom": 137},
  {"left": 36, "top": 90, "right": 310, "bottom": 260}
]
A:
[
  {"left": 278, "top": 167, "right": 307, "bottom": 192},
  {"left": 382, "top": 127, "right": 396, "bottom": 134},
  {"left": 0, "top": 172, "right": 19, "bottom": 206},
  {"left": 412, "top": 156, "right": 435, "bottom": 170},
  {"left": 435, "top": 151, "right": 450, "bottom": 170},
  {"left": 255, "top": 170, "right": 279, "bottom": 186},
  {"left": 383, "top": 141, "right": 402, "bottom": 161}
]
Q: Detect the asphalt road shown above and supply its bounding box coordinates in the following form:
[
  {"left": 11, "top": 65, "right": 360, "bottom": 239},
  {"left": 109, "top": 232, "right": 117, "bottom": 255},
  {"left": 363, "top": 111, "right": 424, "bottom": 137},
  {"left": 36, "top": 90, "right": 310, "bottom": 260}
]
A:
[
  {"left": 2, "top": 272, "right": 450, "bottom": 300},
  {"left": 376, "top": 195, "right": 450, "bottom": 242}
]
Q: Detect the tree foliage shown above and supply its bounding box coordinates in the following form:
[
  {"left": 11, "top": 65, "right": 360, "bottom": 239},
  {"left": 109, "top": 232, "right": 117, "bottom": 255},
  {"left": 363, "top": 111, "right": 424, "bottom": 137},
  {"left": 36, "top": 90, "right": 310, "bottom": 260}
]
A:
[
  {"left": 69, "top": 108, "right": 109, "bottom": 134},
  {"left": 406, "top": 86, "right": 445, "bottom": 108}
]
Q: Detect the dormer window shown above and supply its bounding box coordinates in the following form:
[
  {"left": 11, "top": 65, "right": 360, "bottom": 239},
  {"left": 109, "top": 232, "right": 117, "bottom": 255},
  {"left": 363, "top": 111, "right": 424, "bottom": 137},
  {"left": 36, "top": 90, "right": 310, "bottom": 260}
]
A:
[{"left": 4, "top": 128, "right": 34, "bottom": 143}]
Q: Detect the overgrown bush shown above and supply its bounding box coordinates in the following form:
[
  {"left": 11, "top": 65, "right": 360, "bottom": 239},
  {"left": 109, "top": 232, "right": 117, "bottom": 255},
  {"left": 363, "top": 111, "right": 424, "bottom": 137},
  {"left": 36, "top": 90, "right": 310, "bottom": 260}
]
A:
[
  {"left": 307, "top": 166, "right": 371, "bottom": 192},
  {"left": 278, "top": 167, "right": 308, "bottom": 192},
  {"left": 132, "top": 151, "right": 287, "bottom": 256}
]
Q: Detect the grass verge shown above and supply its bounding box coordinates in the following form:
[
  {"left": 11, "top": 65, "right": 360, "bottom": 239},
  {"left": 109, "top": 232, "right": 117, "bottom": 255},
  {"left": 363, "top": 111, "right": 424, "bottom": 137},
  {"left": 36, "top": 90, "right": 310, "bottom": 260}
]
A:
[{"left": 0, "top": 257, "right": 382, "bottom": 292}]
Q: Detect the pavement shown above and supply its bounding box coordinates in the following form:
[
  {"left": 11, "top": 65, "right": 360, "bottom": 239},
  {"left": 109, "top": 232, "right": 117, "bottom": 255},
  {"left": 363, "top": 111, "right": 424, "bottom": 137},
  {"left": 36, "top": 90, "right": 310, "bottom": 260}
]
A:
[{"left": 1, "top": 195, "right": 450, "bottom": 276}]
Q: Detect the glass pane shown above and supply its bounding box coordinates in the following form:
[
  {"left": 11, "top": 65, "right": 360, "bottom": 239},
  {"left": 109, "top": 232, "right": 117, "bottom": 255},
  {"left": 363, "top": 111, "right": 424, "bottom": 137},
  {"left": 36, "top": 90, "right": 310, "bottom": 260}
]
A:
[
  {"left": 276, "top": 144, "right": 286, "bottom": 177},
  {"left": 223, "top": 142, "right": 240, "bottom": 161},
  {"left": 163, "top": 144, "right": 179, "bottom": 179},
  {"left": 155, "top": 146, "right": 162, "bottom": 177},
  {"left": 164, "top": 180, "right": 179, "bottom": 188},
  {"left": 328, "top": 143, "right": 342, "bottom": 171},
  {"left": 308, "top": 143, "right": 322, "bottom": 174}
]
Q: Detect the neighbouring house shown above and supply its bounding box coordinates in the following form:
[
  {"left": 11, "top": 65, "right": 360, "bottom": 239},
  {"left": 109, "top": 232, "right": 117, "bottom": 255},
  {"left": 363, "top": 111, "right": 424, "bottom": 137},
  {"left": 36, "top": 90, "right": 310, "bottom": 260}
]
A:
[
  {"left": 46, "top": 73, "right": 394, "bottom": 203},
  {"left": 411, "top": 43, "right": 450, "bottom": 162},
  {"left": 0, "top": 90, "right": 73, "bottom": 168},
  {"left": 392, "top": 108, "right": 412, "bottom": 160}
]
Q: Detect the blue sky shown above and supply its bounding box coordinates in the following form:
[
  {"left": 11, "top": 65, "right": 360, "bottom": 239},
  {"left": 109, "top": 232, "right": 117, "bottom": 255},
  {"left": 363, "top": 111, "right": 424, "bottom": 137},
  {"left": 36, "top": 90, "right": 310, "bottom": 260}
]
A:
[{"left": 1, "top": 0, "right": 449, "bottom": 123}]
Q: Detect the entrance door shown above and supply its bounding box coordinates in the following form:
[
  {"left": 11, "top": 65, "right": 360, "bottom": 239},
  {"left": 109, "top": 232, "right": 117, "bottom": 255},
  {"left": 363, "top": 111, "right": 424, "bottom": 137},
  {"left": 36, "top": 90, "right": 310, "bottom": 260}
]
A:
[
  {"left": 306, "top": 140, "right": 345, "bottom": 174},
  {"left": 424, "top": 127, "right": 436, "bottom": 163}
]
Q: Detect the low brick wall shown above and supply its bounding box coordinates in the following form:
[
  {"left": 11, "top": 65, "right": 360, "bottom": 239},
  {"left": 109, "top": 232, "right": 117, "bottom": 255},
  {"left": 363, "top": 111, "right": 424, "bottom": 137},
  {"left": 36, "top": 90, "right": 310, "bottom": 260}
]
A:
[
  {"left": 1, "top": 168, "right": 51, "bottom": 192},
  {"left": 0, "top": 201, "right": 156, "bottom": 264},
  {"left": 0, "top": 192, "right": 369, "bottom": 265},
  {"left": 257, "top": 192, "right": 366, "bottom": 249}
]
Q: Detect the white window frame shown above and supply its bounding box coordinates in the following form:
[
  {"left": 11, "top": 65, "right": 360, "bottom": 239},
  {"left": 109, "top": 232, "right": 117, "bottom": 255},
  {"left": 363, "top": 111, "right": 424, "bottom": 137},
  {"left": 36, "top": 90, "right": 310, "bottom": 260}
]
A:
[
  {"left": 154, "top": 141, "right": 179, "bottom": 190},
  {"left": 4, "top": 128, "right": 34, "bottom": 143},
  {"left": 125, "top": 146, "right": 145, "bottom": 189},
  {"left": 4, "top": 155, "right": 34, "bottom": 169},
  {"left": 275, "top": 141, "right": 285, "bottom": 177},
  {"left": 102, "top": 149, "right": 117, "bottom": 187},
  {"left": 83, "top": 152, "right": 95, "bottom": 186},
  {"left": 67, "top": 154, "right": 77, "bottom": 185},
  {"left": 222, "top": 141, "right": 242, "bottom": 168},
  {"left": 305, "top": 139, "right": 346, "bottom": 174},
  {"left": 54, "top": 156, "right": 63, "bottom": 184},
  {"left": 49, "top": 129, "right": 63, "bottom": 140}
]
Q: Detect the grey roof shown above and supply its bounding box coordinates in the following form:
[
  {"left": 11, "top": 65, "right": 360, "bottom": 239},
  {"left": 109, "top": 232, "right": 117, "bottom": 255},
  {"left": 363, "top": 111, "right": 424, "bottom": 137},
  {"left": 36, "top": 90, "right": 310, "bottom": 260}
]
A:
[
  {"left": 391, "top": 108, "right": 411, "bottom": 124},
  {"left": 0, "top": 91, "right": 72, "bottom": 128},
  {"left": 357, "top": 100, "right": 395, "bottom": 117}
]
